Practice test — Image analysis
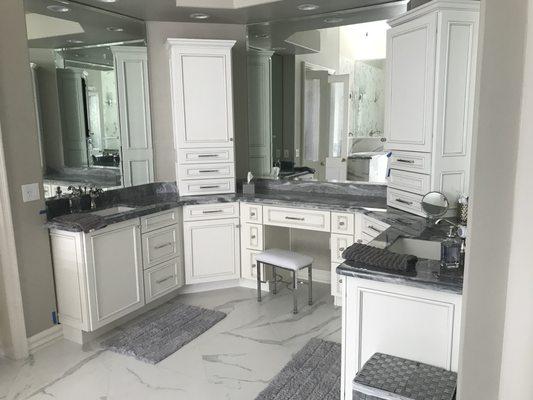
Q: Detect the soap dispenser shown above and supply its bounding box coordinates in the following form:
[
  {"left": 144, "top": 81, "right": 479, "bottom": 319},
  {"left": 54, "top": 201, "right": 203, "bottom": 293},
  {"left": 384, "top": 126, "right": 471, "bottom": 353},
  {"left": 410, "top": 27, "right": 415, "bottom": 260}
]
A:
[{"left": 440, "top": 226, "right": 461, "bottom": 269}]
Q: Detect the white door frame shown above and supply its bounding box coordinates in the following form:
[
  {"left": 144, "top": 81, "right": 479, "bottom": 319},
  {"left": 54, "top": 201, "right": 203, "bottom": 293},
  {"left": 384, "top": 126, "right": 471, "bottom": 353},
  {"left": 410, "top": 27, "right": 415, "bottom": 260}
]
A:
[{"left": 0, "top": 119, "right": 29, "bottom": 360}]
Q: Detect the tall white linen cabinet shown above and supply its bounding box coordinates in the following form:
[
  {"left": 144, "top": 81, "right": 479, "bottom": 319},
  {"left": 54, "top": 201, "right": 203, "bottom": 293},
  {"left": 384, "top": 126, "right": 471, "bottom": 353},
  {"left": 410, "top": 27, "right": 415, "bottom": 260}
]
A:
[
  {"left": 385, "top": 0, "right": 479, "bottom": 216},
  {"left": 167, "top": 39, "right": 237, "bottom": 196}
]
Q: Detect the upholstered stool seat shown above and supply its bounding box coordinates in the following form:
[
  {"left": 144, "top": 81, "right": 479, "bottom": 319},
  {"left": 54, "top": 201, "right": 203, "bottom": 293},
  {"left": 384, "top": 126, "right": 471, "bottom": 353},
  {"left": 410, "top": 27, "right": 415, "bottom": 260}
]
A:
[{"left": 255, "top": 248, "right": 313, "bottom": 314}]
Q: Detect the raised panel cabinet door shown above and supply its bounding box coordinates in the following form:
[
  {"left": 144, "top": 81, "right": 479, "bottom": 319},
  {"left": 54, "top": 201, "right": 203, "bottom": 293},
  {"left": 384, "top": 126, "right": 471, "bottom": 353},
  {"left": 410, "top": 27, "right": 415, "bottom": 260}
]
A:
[
  {"left": 385, "top": 13, "right": 437, "bottom": 152},
  {"left": 84, "top": 220, "right": 144, "bottom": 331},
  {"left": 169, "top": 39, "right": 236, "bottom": 149},
  {"left": 183, "top": 217, "right": 241, "bottom": 284},
  {"left": 112, "top": 47, "right": 154, "bottom": 187}
]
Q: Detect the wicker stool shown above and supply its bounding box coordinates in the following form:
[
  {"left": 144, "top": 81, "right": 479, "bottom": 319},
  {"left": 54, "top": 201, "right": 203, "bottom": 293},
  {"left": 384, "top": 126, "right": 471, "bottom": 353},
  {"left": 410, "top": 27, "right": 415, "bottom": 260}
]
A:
[
  {"left": 255, "top": 248, "right": 313, "bottom": 314},
  {"left": 353, "top": 353, "right": 457, "bottom": 400}
]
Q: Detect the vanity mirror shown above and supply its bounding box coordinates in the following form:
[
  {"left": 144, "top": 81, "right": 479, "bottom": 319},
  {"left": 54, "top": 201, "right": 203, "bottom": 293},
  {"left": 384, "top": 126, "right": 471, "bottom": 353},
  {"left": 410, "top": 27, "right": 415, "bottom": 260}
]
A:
[
  {"left": 421, "top": 191, "right": 450, "bottom": 218},
  {"left": 24, "top": 0, "right": 153, "bottom": 197},
  {"left": 245, "top": 2, "right": 408, "bottom": 183}
]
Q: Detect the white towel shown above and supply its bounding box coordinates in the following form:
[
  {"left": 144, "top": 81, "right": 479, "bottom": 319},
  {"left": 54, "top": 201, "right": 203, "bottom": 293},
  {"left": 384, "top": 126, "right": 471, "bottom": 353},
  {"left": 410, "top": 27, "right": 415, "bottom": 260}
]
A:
[{"left": 369, "top": 153, "right": 389, "bottom": 183}]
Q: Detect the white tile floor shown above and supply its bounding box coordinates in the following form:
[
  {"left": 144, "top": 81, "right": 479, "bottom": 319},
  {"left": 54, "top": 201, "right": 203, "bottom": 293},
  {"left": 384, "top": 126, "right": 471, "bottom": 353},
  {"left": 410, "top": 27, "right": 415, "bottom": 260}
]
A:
[{"left": 0, "top": 282, "right": 341, "bottom": 400}]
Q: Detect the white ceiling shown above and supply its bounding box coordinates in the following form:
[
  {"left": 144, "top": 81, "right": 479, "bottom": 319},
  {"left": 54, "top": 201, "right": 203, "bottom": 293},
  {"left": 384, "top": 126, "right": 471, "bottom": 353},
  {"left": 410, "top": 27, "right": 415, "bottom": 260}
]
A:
[
  {"left": 24, "top": 0, "right": 146, "bottom": 49},
  {"left": 69, "top": 0, "right": 407, "bottom": 24}
]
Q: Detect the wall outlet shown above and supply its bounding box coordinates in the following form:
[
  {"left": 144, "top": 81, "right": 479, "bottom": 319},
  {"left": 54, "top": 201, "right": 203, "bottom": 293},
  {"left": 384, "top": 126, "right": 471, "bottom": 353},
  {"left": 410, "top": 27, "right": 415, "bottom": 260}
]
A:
[
  {"left": 284, "top": 149, "right": 289, "bottom": 159},
  {"left": 21, "top": 183, "right": 40, "bottom": 202},
  {"left": 295, "top": 148, "right": 300, "bottom": 158}
]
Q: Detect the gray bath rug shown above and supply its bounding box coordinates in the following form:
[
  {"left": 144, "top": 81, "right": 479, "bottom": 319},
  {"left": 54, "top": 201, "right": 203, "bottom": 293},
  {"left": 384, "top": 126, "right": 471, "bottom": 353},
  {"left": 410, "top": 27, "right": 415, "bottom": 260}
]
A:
[
  {"left": 101, "top": 300, "right": 226, "bottom": 364},
  {"left": 255, "top": 338, "right": 341, "bottom": 400}
]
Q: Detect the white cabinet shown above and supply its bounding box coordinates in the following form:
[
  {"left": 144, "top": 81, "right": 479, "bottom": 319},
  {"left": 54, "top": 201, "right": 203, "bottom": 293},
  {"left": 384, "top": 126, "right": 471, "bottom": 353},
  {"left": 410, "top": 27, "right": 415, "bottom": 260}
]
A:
[
  {"left": 341, "top": 277, "right": 462, "bottom": 400},
  {"left": 385, "top": 13, "right": 437, "bottom": 152},
  {"left": 168, "top": 39, "right": 237, "bottom": 196},
  {"left": 51, "top": 219, "right": 145, "bottom": 334},
  {"left": 112, "top": 46, "right": 154, "bottom": 187},
  {"left": 385, "top": 0, "right": 479, "bottom": 215},
  {"left": 183, "top": 203, "right": 241, "bottom": 284}
]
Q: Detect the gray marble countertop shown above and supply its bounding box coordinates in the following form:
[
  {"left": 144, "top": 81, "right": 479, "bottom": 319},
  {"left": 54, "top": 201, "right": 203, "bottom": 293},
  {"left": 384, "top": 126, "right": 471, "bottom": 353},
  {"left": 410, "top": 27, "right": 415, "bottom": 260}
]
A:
[{"left": 46, "top": 186, "right": 463, "bottom": 294}]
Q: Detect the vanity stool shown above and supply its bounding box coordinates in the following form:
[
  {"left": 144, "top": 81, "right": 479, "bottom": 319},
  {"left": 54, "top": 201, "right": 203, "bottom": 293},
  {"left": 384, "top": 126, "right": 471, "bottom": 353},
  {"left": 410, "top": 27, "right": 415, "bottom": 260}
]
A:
[{"left": 255, "top": 249, "right": 313, "bottom": 314}]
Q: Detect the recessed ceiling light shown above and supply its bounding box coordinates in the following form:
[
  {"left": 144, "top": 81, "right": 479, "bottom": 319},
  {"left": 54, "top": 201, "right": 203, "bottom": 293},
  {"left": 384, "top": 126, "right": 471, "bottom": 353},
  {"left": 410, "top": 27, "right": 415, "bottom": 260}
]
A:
[
  {"left": 106, "top": 26, "right": 124, "bottom": 32},
  {"left": 67, "top": 39, "right": 84, "bottom": 44},
  {"left": 254, "top": 33, "right": 270, "bottom": 39},
  {"left": 47, "top": 5, "right": 70, "bottom": 12},
  {"left": 297, "top": 4, "right": 319, "bottom": 11},
  {"left": 272, "top": 47, "right": 286, "bottom": 51},
  {"left": 324, "top": 17, "right": 343, "bottom": 24},
  {"left": 190, "top": 13, "right": 210, "bottom": 20}
]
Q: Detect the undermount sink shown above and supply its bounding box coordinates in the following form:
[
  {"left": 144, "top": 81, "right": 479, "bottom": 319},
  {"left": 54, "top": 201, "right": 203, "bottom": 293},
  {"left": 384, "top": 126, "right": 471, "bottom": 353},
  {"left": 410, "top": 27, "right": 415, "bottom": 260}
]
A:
[
  {"left": 90, "top": 206, "right": 136, "bottom": 217},
  {"left": 387, "top": 237, "right": 441, "bottom": 261}
]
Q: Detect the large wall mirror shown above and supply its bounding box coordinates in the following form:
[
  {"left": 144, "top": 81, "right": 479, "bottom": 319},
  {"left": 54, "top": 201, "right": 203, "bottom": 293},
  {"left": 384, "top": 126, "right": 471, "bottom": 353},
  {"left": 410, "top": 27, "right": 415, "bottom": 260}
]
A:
[
  {"left": 24, "top": 0, "right": 154, "bottom": 198},
  {"left": 246, "top": 2, "right": 407, "bottom": 183}
]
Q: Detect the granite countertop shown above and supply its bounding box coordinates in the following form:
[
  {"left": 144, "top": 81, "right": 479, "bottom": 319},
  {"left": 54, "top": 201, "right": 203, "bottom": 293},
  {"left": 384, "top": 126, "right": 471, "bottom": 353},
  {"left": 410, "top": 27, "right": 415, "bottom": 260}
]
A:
[
  {"left": 336, "top": 219, "right": 464, "bottom": 294},
  {"left": 46, "top": 183, "right": 463, "bottom": 294}
]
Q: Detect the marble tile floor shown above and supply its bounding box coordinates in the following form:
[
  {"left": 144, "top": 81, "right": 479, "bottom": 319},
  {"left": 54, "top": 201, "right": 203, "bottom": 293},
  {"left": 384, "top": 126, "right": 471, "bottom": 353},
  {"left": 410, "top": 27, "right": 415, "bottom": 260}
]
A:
[{"left": 0, "top": 282, "right": 341, "bottom": 400}]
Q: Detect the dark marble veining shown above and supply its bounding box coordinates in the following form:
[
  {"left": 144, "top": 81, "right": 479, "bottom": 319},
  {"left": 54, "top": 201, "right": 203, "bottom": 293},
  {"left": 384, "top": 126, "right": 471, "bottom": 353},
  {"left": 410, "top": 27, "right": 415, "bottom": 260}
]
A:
[
  {"left": 46, "top": 181, "right": 463, "bottom": 293},
  {"left": 44, "top": 167, "right": 122, "bottom": 188}
]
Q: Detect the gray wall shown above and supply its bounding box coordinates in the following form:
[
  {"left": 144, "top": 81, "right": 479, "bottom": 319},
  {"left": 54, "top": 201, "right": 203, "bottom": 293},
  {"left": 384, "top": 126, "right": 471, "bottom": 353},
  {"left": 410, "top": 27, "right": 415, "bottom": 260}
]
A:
[
  {"left": 146, "top": 21, "right": 249, "bottom": 181},
  {"left": 458, "top": 0, "right": 528, "bottom": 398},
  {"left": 498, "top": 0, "right": 533, "bottom": 397},
  {"left": 0, "top": 0, "right": 57, "bottom": 337}
]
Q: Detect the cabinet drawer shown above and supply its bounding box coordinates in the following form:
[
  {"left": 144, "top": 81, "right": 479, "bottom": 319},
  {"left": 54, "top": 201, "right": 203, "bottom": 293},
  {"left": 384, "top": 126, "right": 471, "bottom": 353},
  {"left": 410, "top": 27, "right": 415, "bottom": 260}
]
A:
[
  {"left": 144, "top": 258, "right": 182, "bottom": 303},
  {"left": 241, "top": 248, "right": 266, "bottom": 281},
  {"left": 178, "top": 148, "right": 234, "bottom": 164},
  {"left": 331, "top": 263, "right": 344, "bottom": 298},
  {"left": 388, "top": 169, "right": 430, "bottom": 195},
  {"left": 241, "top": 223, "right": 263, "bottom": 251},
  {"left": 361, "top": 232, "right": 375, "bottom": 244},
  {"left": 263, "top": 206, "right": 331, "bottom": 232},
  {"left": 178, "top": 162, "right": 234, "bottom": 180},
  {"left": 240, "top": 203, "right": 263, "bottom": 224},
  {"left": 140, "top": 208, "right": 180, "bottom": 234},
  {"left": 387, "top": 187, "right": 425, "bottom": 216},
  {"left": 142, "top": 224, "right": 180, "bottom": 269},
  {"left": 183, "top": 202, "right": 239, "bottom": 221},
  {"left": 389, "top": 150, "right": 431, "bottom": 174},
  {"left": 178, "top": 178, "right": 235, "bottom": 196},
  {"left": 331, "top": 212, "right": 355, "bottom": 235},
  {"left": 331, "top": 234, "right": 354, "bottom": 263},
  {"left": 362, "top": 216, "right": 390, "bottom": 237}
]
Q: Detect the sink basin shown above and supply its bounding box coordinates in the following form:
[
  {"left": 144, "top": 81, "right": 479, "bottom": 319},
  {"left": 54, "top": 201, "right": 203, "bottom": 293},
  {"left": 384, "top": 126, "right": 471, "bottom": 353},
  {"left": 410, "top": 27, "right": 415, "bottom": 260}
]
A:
[
  {"left": 387, "top": 237, "right": 441, "bottom": 260},
  {"left": 91, "top": 206, "right": 136, "bottom": 217}
]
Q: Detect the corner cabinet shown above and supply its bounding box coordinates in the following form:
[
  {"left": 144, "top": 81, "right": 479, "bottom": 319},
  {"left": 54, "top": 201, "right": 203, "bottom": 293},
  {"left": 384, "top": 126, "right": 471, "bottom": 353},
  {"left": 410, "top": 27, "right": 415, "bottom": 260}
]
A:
[
  {"left": 183, "top": 203, "right": 241, "bottom": 284},
  {"left": 168, "top": 39, "right": 237, "bottom": 196},
  {"left": 385, "top": 0, "right": 480, "bottom": 215}
]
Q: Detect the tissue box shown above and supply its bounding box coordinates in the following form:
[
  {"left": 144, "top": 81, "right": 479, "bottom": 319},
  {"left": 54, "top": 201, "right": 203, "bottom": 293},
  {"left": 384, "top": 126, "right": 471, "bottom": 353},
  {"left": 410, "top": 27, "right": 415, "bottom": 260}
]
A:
[{"left": 242, "top": 182, "right": 255, "bottom": 195}]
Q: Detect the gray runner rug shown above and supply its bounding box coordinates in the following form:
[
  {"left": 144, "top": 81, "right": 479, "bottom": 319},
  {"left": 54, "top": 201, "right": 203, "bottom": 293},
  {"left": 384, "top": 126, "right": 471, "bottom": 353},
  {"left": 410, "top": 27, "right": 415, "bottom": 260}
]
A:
[
  {"left": 101, "top": 299, "right": 226, "bottom": 364},
  {"left": 256, "top": 338, "right": 341, "bottom": 400}
]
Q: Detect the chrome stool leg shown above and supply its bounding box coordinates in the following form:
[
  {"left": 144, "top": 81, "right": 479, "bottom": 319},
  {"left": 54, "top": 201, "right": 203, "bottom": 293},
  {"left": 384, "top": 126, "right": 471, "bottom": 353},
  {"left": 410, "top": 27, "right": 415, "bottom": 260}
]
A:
[
  {"left": 308, "top": 265, "right": 313, "bottom": 305},
  {"left": 293, "top": 270, "right": 298, "bottom": 314},
  {"left": 257, "top": 261, "right": 262, "bottom": 302},
  {"left": 272, "top": 266, "right": 277, "bottom": 295}
]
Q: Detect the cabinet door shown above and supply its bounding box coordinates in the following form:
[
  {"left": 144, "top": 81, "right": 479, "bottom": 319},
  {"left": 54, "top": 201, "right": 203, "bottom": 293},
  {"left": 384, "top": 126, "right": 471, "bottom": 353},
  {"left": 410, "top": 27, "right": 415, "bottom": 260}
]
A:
[
  {"left": 169, "top": 40, "right": 235, "bottom": 149},
  {"left": 84, "top": 220, "right": 144, "bottom": 331},
  {"left": 385, "top": 13, "right": 437, "bottom": 152},
  {"left": 183, "top": 217, "right": 240, "bottom": 284}
]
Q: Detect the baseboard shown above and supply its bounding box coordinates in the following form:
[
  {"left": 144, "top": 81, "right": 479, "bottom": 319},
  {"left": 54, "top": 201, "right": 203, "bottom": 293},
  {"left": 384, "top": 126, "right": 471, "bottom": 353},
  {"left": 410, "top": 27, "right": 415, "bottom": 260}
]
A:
[
  {"left": 27, "top": 325, "right": 63, "bottom": 353},
  {"left": 177, "top": 279, "right": 242, "bottom": 294}
]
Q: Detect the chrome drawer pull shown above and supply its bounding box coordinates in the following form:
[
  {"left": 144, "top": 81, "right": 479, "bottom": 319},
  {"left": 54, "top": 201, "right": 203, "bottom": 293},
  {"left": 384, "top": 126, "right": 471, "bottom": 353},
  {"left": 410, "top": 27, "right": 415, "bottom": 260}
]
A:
[
  {"left": 397, "top": 159, "right": 415, "bottom": 164},
  {"left": 285, "top": 216, "right": 305, "bottom": 221},
  {"left": 203, "top": 209, "right": 224, "bottom": 214},
  {"left": 198, "top": 154, "right": 219, "bottom": 158},
  {"left": 154, "top": 242, "right": 173, "bottom": 250},
  {"left": 339, "top": 221, "right": 345, "bottom": 226},
  {"left": 396, "top": 198, "right": 413, "bottom": 205},
  {"left": 198, "top": 169, "right": 219, "bottom": 173},
  {"left": 367, "top": 225, "right": 381, "bottom": 233},
  {"left": 251, "top": 234, "right": 257, "bottom": 239},
  {"left": 339, "top": 247, "right": 345, "bottom": 251},
  {"left": 199, "top": 185, "right": 220, "bottom": 189},
  {"left": 155, "top": 275, "right": 174, "bottom": 284}
]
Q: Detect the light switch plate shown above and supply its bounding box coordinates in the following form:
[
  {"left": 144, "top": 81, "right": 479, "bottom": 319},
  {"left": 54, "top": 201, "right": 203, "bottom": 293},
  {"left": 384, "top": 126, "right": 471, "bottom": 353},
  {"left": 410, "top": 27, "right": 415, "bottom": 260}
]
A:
[{"left": 21, "top": 183, "right": 40, "bottom": 202}]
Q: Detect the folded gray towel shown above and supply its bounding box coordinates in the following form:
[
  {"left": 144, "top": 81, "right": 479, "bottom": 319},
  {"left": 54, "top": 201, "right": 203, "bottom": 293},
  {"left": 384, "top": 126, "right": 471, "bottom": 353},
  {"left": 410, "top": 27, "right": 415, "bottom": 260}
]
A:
[
  {"left": 52, "top": 213, "right": 108, "bottom": 233},
  {"left": 341, "top": 242, "right": 418, "bottom": 272}
]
